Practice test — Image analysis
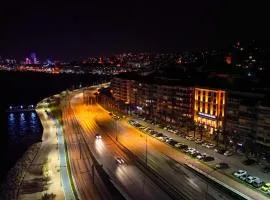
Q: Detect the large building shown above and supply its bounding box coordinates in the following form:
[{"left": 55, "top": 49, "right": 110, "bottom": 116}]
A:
[
  {"left": 110, "top": 75, "right": 194, "bottom": 125},
  {"left": 194, "top": 88, "right": 226, "bottom": 134},
  {"left": 257, "top": 104, "right": 270, "bottom": 148},
  {"left": 225, "top": 91, "right": 264, "bottom": 142}
]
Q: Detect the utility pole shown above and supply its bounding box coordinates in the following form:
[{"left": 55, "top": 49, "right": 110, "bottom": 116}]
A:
[{"left": 145, "top": 134, "right": 148, "bottom": 167}]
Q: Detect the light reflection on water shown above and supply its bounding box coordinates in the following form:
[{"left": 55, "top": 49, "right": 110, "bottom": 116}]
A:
[{"left": 7, "top": 111, "right": 41, "bottom": 142}]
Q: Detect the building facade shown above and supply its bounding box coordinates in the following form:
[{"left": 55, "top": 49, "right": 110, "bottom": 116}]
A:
[{"left": 193, "top": 88, "right": 226, "bottom": 133}]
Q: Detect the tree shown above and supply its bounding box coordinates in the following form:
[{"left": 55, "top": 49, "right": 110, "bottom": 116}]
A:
[{"left": 41, "top": 193, "right": 56, "bottom": 200}]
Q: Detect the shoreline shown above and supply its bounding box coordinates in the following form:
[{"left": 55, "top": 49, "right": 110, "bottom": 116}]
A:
[{"left": 15, "top": 105, "right": 65, "bottom": 200}]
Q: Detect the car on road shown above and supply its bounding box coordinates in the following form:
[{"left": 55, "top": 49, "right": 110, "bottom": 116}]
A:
[
  {"left": 95, "top": 133, "right": 102, "bottom": 139},
  {"left": 260, "top": 183, "right": 270, "bottom": 193},
  {"left": 233, "top": 170, "right": 247, "bottom": 178},
  {"left": 215, "top": 162, "right": 229, "bottom": 169},
  {"left": 242, "top": 159, "right": 256, "bottom": 165},
  {"left": 115, "top": 156, "right": 125, "bottom": 165}
]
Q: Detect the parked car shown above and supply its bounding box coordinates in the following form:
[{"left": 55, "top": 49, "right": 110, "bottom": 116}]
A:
[
  {"left": 203, "top": 156, "right": 214, "bottom": 162},
  {"left": 201, "top": 142, "right": 209, "bottom": 147},
  {"left": 195, "top": 139, "right": 203, "bottom": 144},
  {"left": 214, "top": 148, "right": 226, "bottom": 154},
  {"left": 153, "top": 133, "right": 163, "bottom": 138},
  {"left": 186, "top": 136, "right": 195, "bottom": 141},
  {"left": 242, "top": 159, "right": 256, "bottom": 165},
  {"left": 239, "top": 173, "right": 250, "bottom": 181},
  {"left": 245, "top": 176, "right": 259, "bottom": 184},
  {"left": 206, "top": 143, "right": 216, "bottom": 149},
  {"left": 190, "top": 151, "right": 200, "bottom": 157},
  {"left": 197, "top": 153, "right": 207, "bottom": 160},
  {"left": 260, "top": 183, "right": 270, "bottom": 193},
  {"left": 168, "top": 140, "right": 178, "bottom": 146},
  {"left": 177, "top": 144, "right": 188, "bottom": 150},
  {"left": 215, "top": 162, "right": 229, "bottom": 169},
  {"left": 252, "top": 179, "right": 264, "bottom": 188},
  {"left": 165, "top": 137, "right": 173, "bottom": 143},
  {"left": 224, "top": 150, "right": 233, "bottom": 156},
  {"left": 233, "top": 170, "right": 247, "bottom": 178},
  {"left": 185, "top": 147, "right": 196, "bottom": 153},
  {"left": 174, "top": 143, "right": 183, "bottom": 148}
]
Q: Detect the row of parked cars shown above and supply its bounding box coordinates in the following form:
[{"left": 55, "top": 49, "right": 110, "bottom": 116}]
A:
[
  {"left": 128, "top": 120, "right": 217, "bottom": 164},
  {"left": 233, "top": 169, "right": 270, "bottom": 194}
]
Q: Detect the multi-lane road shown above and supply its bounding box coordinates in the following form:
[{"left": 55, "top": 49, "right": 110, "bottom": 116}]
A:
[
  {"left": 60, "top": 87, "right": 246, "bottom": 200},
  {"left": 62, "top": 91, "right": 172, "bottom": 200}
]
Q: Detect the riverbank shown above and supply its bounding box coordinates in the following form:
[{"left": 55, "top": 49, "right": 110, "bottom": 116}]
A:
[{"left": 0, "top": 142, "right": 41, "bottom": 199}]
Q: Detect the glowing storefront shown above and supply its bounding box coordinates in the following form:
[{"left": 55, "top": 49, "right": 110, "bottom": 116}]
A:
[{"left": 194, "top": 88, "right": 225, "bottom": 133}]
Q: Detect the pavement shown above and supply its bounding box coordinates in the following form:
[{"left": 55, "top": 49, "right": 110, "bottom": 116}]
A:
[{"left": 18, "top": 106, "right": 66, "bottom": 200}]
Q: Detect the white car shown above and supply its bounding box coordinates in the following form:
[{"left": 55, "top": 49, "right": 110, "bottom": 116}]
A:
[
  {"left": 174, "top": 143, "right": 182, "bottom": 148},
  {"left": 115, "top": 156, "right": 125, "bottom": 165},
  {"left": 233, "top": 170, "right": 247, "bottom": 178},
  {"left": 224, "top": 151, "right": 233, "bottom": 156},
  {"left": 197, "top": 153, "right": 207, "bottom": 160},
  {"left": 185, "top": 147, "right": 196, "bottom": 153},
  {"left": 95, "top": 133, "right": 102, "bottom": 139},
  {"left": 206, "top": 143, "right": 215, "bottom": 148}
]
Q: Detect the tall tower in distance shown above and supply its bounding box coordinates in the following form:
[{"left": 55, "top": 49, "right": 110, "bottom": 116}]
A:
[{"left": 30, "top": 52, "right": 38, "bottom": 64}]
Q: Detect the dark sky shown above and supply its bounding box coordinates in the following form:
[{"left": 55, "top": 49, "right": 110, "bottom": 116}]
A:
[{"left": 0, "top": 1, "right": 269, "bottom": 61}]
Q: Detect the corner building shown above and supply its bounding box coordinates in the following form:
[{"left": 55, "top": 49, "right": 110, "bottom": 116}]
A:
[{"left": 194, "top": 88, "right": 226, "bottom": 133}]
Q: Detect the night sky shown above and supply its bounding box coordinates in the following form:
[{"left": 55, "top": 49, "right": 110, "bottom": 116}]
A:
[{"left": 0, "top": 1, "right": 269, "bottom": 61}]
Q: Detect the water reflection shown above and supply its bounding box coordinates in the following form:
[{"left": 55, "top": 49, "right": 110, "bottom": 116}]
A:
[{"left": 7, "top": 111, "right": 41, "bottom": 142}]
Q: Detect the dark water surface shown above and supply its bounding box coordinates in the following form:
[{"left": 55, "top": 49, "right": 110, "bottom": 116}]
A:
[{"left": 0, "top": 71, "right": 109, "bottom": 182}]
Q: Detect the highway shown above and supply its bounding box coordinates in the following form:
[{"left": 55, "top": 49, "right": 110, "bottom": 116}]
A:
[
  {"left": 62, "top": 91, "right": 172, "bottom": 200},
  {"left": 67, "top": 90, "right": 237, "bottom": 200}
]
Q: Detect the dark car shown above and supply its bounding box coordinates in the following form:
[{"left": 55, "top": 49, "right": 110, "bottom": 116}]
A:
[
  {"left": 178, "top": 144, "right": 188, "bottom": 150},
  {"left": 168, "top": 140, "right": 178, "bottom": 146},
  {"left": 214, "top": 148, "right": 226, "bottom": 154},
  {"left": 242, "top": 159, "right": 256, "bottom": 165},
  {"left": 215, "top": 162, "right": 229, "bottom": 169},
  {"left": 203, "top": 156, "right": 214, "bottom": 162}
]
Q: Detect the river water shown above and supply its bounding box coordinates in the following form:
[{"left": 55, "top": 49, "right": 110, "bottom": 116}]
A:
[{"left": 0, "top": 71, "right": 109, "bottom": 183}]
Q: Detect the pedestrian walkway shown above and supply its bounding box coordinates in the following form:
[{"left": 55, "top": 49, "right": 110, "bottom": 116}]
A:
[{"left": 54, "top": 119, "right": 76, "bottom": 200}]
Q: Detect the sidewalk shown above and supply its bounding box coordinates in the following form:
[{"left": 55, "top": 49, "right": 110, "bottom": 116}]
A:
[{"left": 18, "top": 107, "right": 65, "bottom": 200}]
